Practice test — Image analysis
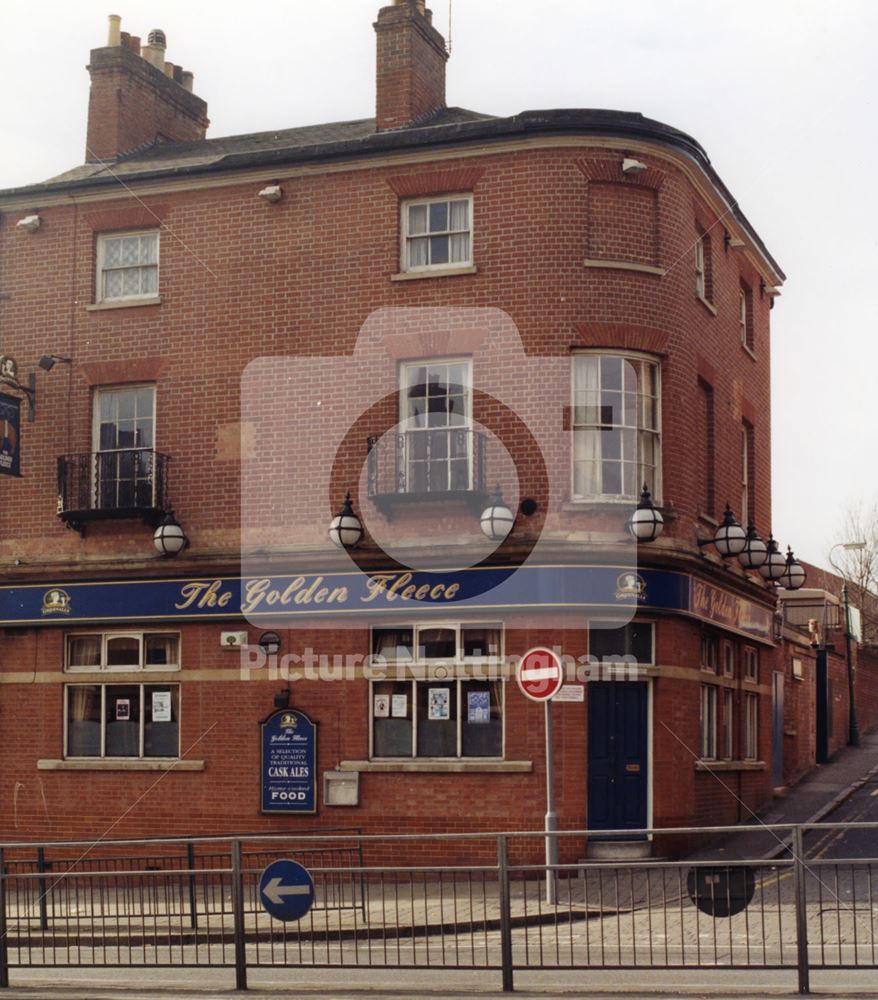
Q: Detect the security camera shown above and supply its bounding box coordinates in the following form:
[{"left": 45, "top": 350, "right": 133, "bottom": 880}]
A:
[
  {"left": 258, "top": 185, "right": 283, "bottom": 204},
  {"left": 16, "top": 215, "right": 41, "bottom": 232},
  {"left": 621, "top": 158, "right": 647, "bottom": 175}
]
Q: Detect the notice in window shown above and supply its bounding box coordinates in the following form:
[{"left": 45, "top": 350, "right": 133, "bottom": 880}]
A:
[
  {"left": 391, "top": 694, "right": 408, "bottom": 718},
  {"left": 467, "top": 690, "right": 490, "bottom": 723},
  {"left": 152, "top": 690, "right": 172, "bottom": 722},
  {"left": 428, "top": 688, "right": 450, "bottom": 721},
  {"left": 373, "top": 694, "right": 390, "bottom": 718},
  {"left": 115, "top": 698, "right": 130, "bottom": 721}
]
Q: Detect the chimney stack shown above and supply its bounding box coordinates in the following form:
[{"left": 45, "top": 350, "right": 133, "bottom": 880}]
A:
[
  {"left": 374, "top": 1, "right": 448, "bottom": 131},
  {"left": 85, "top": 16, "right": 209, "bottom": 162}
]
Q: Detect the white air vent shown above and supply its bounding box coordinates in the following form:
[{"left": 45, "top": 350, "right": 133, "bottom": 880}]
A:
[{"left": 220, "top": 631, "right": 248, "bottom": 648}]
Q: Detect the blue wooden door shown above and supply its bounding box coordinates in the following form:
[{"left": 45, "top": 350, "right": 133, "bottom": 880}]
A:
[{"left": 587, "top": 681, "right": 649, "bottom": 833}]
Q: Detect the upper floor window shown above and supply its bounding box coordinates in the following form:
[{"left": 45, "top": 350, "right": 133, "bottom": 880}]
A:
[
  {"left": 400, "top": 359, "right": 473, "bottom": 493},
  {"left": 695, "top": 229, "right": 713, "bottom": 303},
  {"left": 588, "top": 620, "right": 654, "bottom": 665},
  {"left": 66, "top": 632, "right": 180, "bottom": 672},
  {"left": 93, "top": 385, "right": 157, "bottom": 511},
  {"left": 701, "top": 631, "right": 720, "bottom": 673},
  {"left": 740, "top": 281, "right": 754, "bottom": 351},
  {"left": 572, "top": 353, "right": 660, "bottom": 501},
  {"left": 743, "top": 646, "right": 759, "bottom": 683},
  {"left": 96, "top": 231, "right": 159, "bottom": 303},
  {"left": 402, "top": 196, "right": 472, "bottom": 272}
]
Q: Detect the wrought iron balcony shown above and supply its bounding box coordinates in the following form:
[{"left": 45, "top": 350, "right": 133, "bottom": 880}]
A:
[
  {"left": 367, "top": 428, "right": 487, "bottom": 517},
  {"left": 57, "top": 450, "right": 170, "bottom": 535}
]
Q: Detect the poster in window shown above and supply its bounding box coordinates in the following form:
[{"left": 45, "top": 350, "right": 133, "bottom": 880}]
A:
[
  {"left": 373, "top": 694, "right": 390, "bottom": 718},
  {"left": 467, "top": 690, "right": 490, "bottom": 724},
  {"left": 115, "top": 698, "right": 131, "bottom": 721},
  {"left": 391, "top": 693, "right": 408, "bottom": 718},
  {"left": 152, "top": 690, "right": 172, "bottom": 722},
  {"left": 428, "top": 687, "right": 450, "bottom": 721},
  {"left": 0, "top": 393, "right": 21, "bottom": 478}
]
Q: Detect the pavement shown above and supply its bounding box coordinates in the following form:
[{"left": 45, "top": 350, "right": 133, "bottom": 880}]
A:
[
  {"left": 686, "top": 729, "right": 878, "bottom": 862},
  {"left": 4, "top": 732, "right": 878, "bottom": 998}
]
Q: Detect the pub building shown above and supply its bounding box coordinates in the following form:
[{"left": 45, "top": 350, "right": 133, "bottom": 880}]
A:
[{"left": 0, "top": 3, "right": 811, "bottom": 860}]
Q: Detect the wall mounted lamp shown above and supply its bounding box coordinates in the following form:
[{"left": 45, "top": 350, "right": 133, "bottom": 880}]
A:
[
  {"left": 153, "top": 510, "right": 188, "bottom": 556},
  {"left": 329, "top": 492, "right": 364, "bottom": 549}
]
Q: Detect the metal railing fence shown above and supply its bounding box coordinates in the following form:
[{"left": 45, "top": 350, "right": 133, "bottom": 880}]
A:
[{"left": 1, "top": 823, "right": 877, "bottom": 993}]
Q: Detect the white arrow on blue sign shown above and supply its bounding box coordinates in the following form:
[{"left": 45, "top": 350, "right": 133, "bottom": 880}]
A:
[{"left": 258, "top": 859, "right": 315, "bottom": 922}]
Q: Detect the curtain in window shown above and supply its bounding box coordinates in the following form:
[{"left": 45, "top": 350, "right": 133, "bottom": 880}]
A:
[
  {"left": 67, "top": 685, "right": 101, "bottom": 757},
  {"left": 68, "top": 635, "right": 101, "bottom": 668},
  {"left": 372, "top": 629, "right": 413, "bottom": 661},
  {"left": 145, "top": 634, "right": 177, "bottom": 666}
]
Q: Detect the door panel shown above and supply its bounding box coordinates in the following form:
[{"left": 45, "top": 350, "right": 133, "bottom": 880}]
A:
[{"left": 587, "top": 681, "right": 648, "bottom": 833}]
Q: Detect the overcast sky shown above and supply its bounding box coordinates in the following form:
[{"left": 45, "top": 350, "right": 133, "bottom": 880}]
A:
[{"left": 1, "top": 0, "right": 875, "bottom": 573}]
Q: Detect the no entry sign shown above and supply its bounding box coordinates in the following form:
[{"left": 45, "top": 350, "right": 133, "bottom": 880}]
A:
[{"left": 516, "top": 647, "right": 564, "bottom": 702}]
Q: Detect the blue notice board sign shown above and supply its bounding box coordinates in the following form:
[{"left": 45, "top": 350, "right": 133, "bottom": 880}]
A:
[
  {"left": 259, "top": 859, "right": 315, "bottom": 922},
  {"left": 260, "top": 709, "right": 317, "bottom": 814}
]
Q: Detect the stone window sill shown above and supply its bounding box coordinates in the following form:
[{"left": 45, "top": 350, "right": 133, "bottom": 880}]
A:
[
  {"left": 86, "top": 296, "right": 162, "bottom": 312},
  {"left": 696, "top": 294, "right": 718, "bottom": 317},
  {"left": 37, "top": 758, "right": 204, "bottom": 772},
  {"left": 695, "top": 759, "right": 765, "bottom": 772},
  {"left": 338, "top": 759, "right": 532, "bottom": 774},
  {"left": 583, "top": 259, "right": 664, "bottom": 277},
  {"left": 391, "top": 265, "right": 478, "bottom": 282}
]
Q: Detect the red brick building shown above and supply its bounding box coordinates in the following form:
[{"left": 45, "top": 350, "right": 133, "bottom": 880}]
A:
[{"left": 0, "top": 2, "right": 822, "bottom": 858}]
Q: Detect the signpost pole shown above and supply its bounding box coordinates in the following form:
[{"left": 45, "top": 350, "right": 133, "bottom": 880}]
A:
[{"left": 545, "top": 699, "right": 557, "bottom": 905}]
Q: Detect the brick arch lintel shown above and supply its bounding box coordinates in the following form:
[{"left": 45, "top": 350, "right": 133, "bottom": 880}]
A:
[
  {"left": 575, "top": 157, "right": 665, "bottom": 191},
  {"left": 82, "top": 205, "right": 169, "bottom": 232},
  {"left": 572, "top": 323, "right": 669, "bottom": 355},
  {"left": 386, "top": 167, "right": 486, "bottom": 198}
]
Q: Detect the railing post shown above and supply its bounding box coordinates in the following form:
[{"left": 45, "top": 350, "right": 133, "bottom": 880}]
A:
[
  {"left": 187, "top": 841, "right": 198, "bottom": 930},
  {"left": 792, "top": 826, "right": 810, "bottom": 995},
  {"left": 0, "top": 847, "right": 9, "bottom": 988},
  {"left": 36, "top": 848, "right": 48, "bottom": 932},
  {"left": 231, "top": 840, "right": 247, "bottom": 991},
  {"left": 497, "top": 835, "right": 514, "bottom": 993}
]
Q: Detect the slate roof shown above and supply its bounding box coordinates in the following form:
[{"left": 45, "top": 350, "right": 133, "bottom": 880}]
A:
[{"left": 0, "top": 105, "right": 783, "bottom": 280}]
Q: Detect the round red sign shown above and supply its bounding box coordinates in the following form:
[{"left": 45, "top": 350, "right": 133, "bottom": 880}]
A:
[{"left": 516, "top": 647, "right": 564, "bottom": 702}]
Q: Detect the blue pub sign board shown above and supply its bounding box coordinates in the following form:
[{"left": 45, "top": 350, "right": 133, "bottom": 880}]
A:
[
  {"left": 260, "top": 709, "right": 317, "bottom": 814},
  {"left": 0, "top": 393, "right": 21, "bottom": 477}
]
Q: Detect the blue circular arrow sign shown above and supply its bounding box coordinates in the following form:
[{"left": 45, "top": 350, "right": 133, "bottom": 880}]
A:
[{"left": 258, "top": 859, "right": 315, "bottom": 922}]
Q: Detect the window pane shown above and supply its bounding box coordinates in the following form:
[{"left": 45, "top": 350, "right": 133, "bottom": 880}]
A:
[
  {"left": 144, "top": 685, "right": 179, "bottom": 757},
  {"left": 141, "top": 234, "right": 158, "bottom": 264},
  {"left": 141, "top": 266, "right": 158, "bottom": 295},
  {"left": 373, "top": 681, "right": 413, "bottom": 757},
  {"left": 429, "top": 234, "right": 449, "bottom": 265},
  {"left": 104, "top": 270, "right": 123, "bottom": 299},
  {"left": 103, "top": 238, "right": 122, "bottom": 267},
  {"left": 106, "top": 636, "right": 140, "bottom": 667},
  {"left": 589, "top": 622, "right": 652, "bottom": 664},
  {"left": 449, "top": 233, "right": 469, "bottom": 263},
  {"left": 66, "top": 686, "right": 102, "bottom": 757},
  {"left": 449, "top": 200, "right": 469, "bottom": 230},
  {"left": 67, "top": 635, "right": 101, "bottom": 669},
  {"left": 428, "top": 201, "right": 448, "bottom": 232},
  {"left": 145, "top": 634, "right": 179, "bottom": 667},
  {"left": 601, "top": 356, "right": 622, "bottom": 390},
  {"left": 121, "top": 236, "right": 140, "bottom": 265},
  {"left": 371, "top": 629, "right": 414, "bottom": 662},
  {"left": 418, "top": 627, "right": 456, "bottom": 660},
  {"left": 408, "top": 236, "right": 429, "bottom": 268},
  {"left": 105, "top": 684, "right": 141, "bottom": 757},
  {"left": 461, "top": 680, "right": 502, "bottom": 757},
  {"left": 408, "top": 204, "right": 428, "bottom": 235},
  {"left": 462, "top": 627, "right": 501, "bottom": 659},
  {"left": 417, "top": 682, "right": 457, "bottom": 756}
]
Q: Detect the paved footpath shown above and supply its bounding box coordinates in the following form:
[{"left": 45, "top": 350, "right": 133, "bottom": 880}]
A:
[{"left": 686, "top": 731, "right": 878, "bottom": 861}]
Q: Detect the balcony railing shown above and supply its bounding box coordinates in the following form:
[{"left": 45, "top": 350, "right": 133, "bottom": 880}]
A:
[
  {"left": 367, "top": 428, "right": 487, "bottom": 516},
  {"left": 57, "top": 449, "right": 170, "bottom": 534}
]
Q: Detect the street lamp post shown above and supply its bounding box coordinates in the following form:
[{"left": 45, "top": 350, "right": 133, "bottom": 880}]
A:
[{"left": 829, "top": 541, "right": 866, "bottom": 749}]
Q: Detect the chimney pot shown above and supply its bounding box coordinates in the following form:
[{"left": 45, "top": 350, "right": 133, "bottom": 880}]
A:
[
  {"left": 164, "top": 61, "right": 174, "bottom": 77},
  {"left": 181, "top": 71, "right": 194, "bottom": 93},
  {"left": 148, "top": 28, "right": 167, "bottom": 49},
  {"left": 128, "top": 35, "right": 141, "bottom": 54},
  {"left": 107, "top": 15, "right": 122, "bottom": 46}
]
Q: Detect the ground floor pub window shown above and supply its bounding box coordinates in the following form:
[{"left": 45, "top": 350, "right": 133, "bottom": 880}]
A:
[
  {"left": 65, "top": 684, "right": 180, "bottom": 758},
  {"left": 371, "top": 679, "right": 503, "bottom": 758}
]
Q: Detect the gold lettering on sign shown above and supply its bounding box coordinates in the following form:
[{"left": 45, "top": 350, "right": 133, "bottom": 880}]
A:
[
  {"left": 361, "top": 573, "right": 460, "bottom": 604},
  {"left": 241, "top": 577, "right": 349, "bottom": 614},
  {"left": 175, "top": 580, "right": 233, "bottom": 610}
]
